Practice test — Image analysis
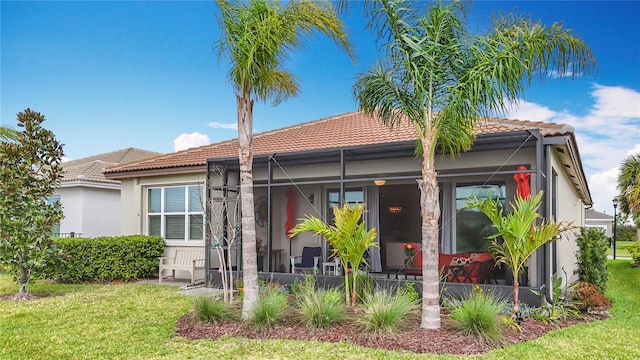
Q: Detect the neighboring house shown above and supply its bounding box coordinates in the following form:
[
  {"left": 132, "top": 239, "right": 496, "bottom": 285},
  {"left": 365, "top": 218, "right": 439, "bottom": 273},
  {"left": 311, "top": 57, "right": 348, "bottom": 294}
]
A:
[
  {"left": 105, "top": 111, "right": 591, "bottom": 291},
  {"left": 585, "top": 209, "right": 614, "bottom": 237},
  {"left": 55, "top": 148, "right": 161, "bottom": 238}
]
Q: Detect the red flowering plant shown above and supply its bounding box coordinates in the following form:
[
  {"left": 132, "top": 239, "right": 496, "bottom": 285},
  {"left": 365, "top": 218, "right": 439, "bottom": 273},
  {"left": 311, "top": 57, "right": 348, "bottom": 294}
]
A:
[{"left": 402, "top": 243, "right": 418, "bottom": 267}]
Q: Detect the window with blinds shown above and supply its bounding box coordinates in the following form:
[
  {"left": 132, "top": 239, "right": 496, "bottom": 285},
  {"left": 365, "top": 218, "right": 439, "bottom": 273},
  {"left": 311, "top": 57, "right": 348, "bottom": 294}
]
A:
[{"left": 146, "top": 185, "right": 204, "bottom": 241}]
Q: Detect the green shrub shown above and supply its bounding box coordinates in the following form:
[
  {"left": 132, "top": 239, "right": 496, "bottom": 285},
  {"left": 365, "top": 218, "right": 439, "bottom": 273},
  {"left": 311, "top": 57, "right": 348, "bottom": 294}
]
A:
[
  {"left": 249, "top": 284, "right": 289, "bottom": 329},
  {"left": 616, "top": 224, "right": 638, "bottom": 242},
  {"left": 357, "top": 290, "right": 418, "bottom": 333},
  {"left": 530, "top": 276, "right": 581, "bottom": 322},
  {"left": 449, "top": 287, "right": 507, "bottom": 343},
  {"left": 347, "top": 271, "right": 374, "bottom": 303},
  {"left": 53, "top": 235, "right": 165, "bottom": 283},
  {"left": 575, "top": 227, "right": 609, "bottom": 291},
  {"left": 291, "top": 275, "right": 316, "bottom": 299},
  {"left": 400, "top": 281, "right": 419, "bottom": 302},
  {"left": 192, "top": 296, "right": 239, "bottom": 322},
  {"left": 297, "top": 289, "right": 345, "bottom": 328},
  {"left": 630, "top": 242, "right": 640, "bottom": 267}
]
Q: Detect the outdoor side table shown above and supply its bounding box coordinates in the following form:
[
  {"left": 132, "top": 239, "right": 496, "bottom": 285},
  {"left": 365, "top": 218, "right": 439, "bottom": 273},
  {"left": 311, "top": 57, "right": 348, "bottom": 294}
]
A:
[{"left": 323, "top": 259, "right": 340, "bottom": 275}]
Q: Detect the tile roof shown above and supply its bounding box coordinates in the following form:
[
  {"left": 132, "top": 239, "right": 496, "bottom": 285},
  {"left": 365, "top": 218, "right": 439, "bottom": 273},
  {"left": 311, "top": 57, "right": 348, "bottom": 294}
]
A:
[
  {"left": 105, "top": 110, "right": 574, "bottom": 175},
  {"left": 585, "top": 209, "right": 614, "bottom": 220},
  {"left": 62, "top": 148, "right": 161, "bottom": 184}
]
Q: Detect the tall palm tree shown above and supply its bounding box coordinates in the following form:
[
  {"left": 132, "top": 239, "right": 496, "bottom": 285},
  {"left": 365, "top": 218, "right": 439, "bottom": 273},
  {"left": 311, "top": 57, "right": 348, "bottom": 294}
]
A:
[
  {"left": 353, "top": 0, "right": 595, "bottom": 329},
  {"left": 215, "top": 0, "right": 353, "bottom": 319},
  {"left": 617, "top": 153, "right": 640, "bottom": 238}
]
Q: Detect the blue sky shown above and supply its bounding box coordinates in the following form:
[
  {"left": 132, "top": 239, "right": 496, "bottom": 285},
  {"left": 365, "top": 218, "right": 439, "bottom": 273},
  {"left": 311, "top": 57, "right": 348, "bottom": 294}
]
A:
[{"left": 2, "top": 1, "right": 639, "bottom": 216}]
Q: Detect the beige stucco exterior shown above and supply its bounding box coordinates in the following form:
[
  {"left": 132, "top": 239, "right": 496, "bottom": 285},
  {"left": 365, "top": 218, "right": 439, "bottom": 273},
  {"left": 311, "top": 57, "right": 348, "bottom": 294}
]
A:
[{"left": 114, "top": 135, "right": 589, "bottom": 289}]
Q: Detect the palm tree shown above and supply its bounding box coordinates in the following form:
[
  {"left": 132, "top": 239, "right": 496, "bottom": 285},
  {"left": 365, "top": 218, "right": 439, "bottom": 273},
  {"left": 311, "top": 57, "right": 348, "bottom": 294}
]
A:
[
  {"left": 290, "top": 203, "right": 378, "bottom": 306},
  {"left": 617, "top": 153, "right": 640, "bottom": 239},
  {"left": 215, "top": 0, "right": 353, "bottom": 319},
  {"left": 0, "top": 125, "right": 18, "bottom": 142},
  {"left": 467, "top": 192, "right": 568, "bottom": 317},
  {"left": 353, "top": 0, "right": 595, "bottom": 329}
]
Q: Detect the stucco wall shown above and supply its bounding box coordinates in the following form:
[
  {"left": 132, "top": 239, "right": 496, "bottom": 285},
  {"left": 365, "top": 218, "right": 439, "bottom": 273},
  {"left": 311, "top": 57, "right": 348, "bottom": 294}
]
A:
[
  {"left": 120, "top": 173, "right": 205, "bottom": 281},
  {"left": 55, "top": 185, "right": 120, "bottom": 237},
  {"left": 56, "top": 187, "right": 83, "bottom": 235},
  {"left": 81, "top": 187, "right": 120, "bottom": 237},
  {"left": 550, "top": 149, "right": 585, "bottom": 283}
]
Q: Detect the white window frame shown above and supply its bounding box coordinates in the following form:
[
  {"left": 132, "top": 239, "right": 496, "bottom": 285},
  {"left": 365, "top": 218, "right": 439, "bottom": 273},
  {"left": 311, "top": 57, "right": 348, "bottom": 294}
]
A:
[{"left": 146, "top": 184, "right": 204, "bottom": 242}]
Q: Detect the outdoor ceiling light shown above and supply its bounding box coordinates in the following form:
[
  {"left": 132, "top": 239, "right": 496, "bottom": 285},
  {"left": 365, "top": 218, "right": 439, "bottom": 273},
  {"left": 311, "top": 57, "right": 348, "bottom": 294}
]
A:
[{"left": 374, "top": 179, "right": 386, "bottom": 186}]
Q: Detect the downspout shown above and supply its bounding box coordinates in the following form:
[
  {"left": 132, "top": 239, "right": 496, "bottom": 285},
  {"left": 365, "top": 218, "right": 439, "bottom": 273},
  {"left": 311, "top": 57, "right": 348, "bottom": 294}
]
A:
[
  {"left": 267, "top": 155, "right": 273, "bottom": 272},
  {"left": 533, "top": 129, "right": 547, "bottom": 290},
  {"left": 205, "top": 161, "right": 211, "bottom": 287},
  {"left": 340, "top": 149, "right": 345, "bottom": 205},
  {"left": 544, "top": 144, "right": 554, "bottom": 301}
]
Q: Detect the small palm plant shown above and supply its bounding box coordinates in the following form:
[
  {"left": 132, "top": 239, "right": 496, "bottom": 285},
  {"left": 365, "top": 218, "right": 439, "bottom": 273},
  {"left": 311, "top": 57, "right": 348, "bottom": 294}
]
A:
[
  {"left": 290, "top": 203, "right": 378, "bottom": 306},
  {"left": 467, "top": 191, "right": 570, "bottom": 317}
]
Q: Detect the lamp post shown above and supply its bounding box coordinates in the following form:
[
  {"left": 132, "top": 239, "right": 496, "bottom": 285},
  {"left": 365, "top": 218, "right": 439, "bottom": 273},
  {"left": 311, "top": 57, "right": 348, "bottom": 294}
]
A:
[{"left": 612, "top": 198, "right": 618, "bottom": 260}]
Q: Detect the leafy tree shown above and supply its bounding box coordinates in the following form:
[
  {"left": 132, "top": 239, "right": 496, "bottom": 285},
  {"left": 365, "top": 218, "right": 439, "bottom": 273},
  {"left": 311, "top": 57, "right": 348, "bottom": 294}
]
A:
[
  {"left": 352, "top": 0, "right": 595, "bottom": 329},
  {"left": 214, "top": 0, "right": 353, "bottom": 319},
  {"left": 0, "top": 109, "right": 64, "bottom": 295},
  {"left": 617, "top": 153, "right": 640, "bottom": 239},
  {"left": 290, "top": 203, "right": 378, "bottom": 306},
  {"left": 468, "top": 192, "right": 570, "bottom": 317}
]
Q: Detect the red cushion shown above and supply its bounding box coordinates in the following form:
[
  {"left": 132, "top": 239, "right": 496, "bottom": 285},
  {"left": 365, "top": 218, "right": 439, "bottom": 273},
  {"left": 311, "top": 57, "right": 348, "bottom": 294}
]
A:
[{"left": 412, "top": 249, "right": 422, "bottom": 268}]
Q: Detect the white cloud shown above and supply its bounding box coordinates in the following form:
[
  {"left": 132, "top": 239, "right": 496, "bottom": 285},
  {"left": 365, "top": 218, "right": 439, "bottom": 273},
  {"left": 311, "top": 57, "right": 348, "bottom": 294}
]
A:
[
  {"left": 590, "top": 84, "right": 640, "bottom": 119},
  {"left": 507, "top": 85, "right": 640, "bottom": 216},
  {"left": 173, "top": 132, "right": 210, "bottom": 152},
  {"left": 61, "top": 156, "right": 72, "bottom": 162},
  {"left": 589, "top": 167, "right": 619, "bottom": 215},
  {"left": 208, "top": 121, "right": 237, "bottom": 130},
  {"left": 507, "top": 100, "right": 557, "bottom": 122},
  {"left": 627, "top": 143, "right": 640, "bottom": 156}
]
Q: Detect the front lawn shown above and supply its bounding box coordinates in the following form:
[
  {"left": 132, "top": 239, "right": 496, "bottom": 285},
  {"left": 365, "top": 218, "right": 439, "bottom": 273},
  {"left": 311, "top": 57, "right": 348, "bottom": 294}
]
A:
[
  {"left": 606, "top": 241, "right": 635, "bottom": 258},
  {"left": 1, "top": 260, "right": 638, "bottom": 359}
]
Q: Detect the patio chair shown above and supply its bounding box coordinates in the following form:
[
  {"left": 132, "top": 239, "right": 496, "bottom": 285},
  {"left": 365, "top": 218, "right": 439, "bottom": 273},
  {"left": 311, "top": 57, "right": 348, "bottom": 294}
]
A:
[{"left": 290, "top": 246, "right": 322, "bottom": 273}]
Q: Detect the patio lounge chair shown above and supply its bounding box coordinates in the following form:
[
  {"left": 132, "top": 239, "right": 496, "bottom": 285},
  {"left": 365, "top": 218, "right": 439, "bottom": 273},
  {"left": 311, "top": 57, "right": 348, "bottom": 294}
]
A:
[{"left": 290, "top": 246, "right": 322, "bottom": 273}]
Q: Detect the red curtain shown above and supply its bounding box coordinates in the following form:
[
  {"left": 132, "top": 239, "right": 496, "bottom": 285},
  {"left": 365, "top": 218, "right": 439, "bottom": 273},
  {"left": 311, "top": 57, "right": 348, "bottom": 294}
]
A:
[
  {"left": 513, "top": 166, "right": 531, "bottom": 199},
  {"left": 285, "top": 188, "right": 295, "bottom": 238}
]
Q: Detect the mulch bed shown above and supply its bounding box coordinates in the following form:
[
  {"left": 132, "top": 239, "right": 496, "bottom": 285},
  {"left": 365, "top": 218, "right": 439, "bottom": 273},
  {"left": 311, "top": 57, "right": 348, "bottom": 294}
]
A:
[{"left": 175, "top": 309, "right": 609, "bottom": 356}]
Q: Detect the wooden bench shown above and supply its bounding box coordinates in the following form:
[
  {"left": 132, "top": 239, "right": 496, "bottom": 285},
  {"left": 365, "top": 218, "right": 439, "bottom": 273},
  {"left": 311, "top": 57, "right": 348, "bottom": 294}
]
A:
[{"left": 158, "top": 249, "right": 205, "bottom": 284}]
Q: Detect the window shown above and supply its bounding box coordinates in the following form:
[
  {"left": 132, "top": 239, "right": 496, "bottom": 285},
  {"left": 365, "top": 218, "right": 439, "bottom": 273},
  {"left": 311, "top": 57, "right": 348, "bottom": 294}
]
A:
[
  {"left": 147, "top": 185, "right": 204, "bottom": 241},
  {"left": 455, "top": 184, "right": 506, "bottom": 252},
  {"left": 48, "top": 195, "right": 61, "bottom": 235},
  {"left": 327, "top": 189, "right": 364, "bottom": 222},
  {"left": 326, "top": 188, "right": 365, "bottom": 258}
]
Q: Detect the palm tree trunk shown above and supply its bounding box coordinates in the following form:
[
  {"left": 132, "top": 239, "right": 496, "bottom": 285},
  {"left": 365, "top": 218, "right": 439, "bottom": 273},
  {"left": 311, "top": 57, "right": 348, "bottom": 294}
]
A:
[
  {"left": 237, "top": 94, "right": 259, "bottom": 319},
  {"left": 343, "top": 268, "right": 351, "bottom": 305},
  {"left": 419, "top": 130, "right": 441, "bottom": 328},
  {"left": 513, "top": 280, "right": 520, "bottom": 314}
]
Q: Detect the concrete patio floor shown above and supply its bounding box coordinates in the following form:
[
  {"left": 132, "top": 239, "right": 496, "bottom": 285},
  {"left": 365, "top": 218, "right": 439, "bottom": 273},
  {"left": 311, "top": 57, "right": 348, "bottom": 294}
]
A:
[{"left": 136, "top": 278, "right": 223, "bottom": 297}]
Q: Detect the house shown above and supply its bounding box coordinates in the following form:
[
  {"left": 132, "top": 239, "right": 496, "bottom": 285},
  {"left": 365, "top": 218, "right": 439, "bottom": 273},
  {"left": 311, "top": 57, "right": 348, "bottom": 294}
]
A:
[
  {"left": 54, "top": 148, "right": 161, "bottom": 238},
  {"left": 585, "top": 209, "right": 614, "bottom": 237},
  {"left": 105, "top": 111, "right": 591, "bottom": 292}
]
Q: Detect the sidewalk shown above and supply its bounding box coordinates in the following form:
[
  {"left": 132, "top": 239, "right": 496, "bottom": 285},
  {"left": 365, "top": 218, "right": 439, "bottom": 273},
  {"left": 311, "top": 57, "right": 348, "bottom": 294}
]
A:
[{"left": 136, "top": 278, "right": 223, "bottom": 297}]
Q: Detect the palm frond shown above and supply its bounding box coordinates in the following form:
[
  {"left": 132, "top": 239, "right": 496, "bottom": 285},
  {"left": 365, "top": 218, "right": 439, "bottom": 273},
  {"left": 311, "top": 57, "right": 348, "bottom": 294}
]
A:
[{"left": 215, "top": 0, "right": 352, "bottom": 104}]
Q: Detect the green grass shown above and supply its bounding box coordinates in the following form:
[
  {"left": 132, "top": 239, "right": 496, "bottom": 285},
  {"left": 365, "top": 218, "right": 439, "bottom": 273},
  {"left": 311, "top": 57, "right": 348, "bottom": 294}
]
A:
[
  {"left": 1, "top": 261, "right": 639, "bottom": 359},
  {"left": 483, "top": 260, "right": 640, "bottom": 360},
  {"left": 606, "top": 241, "right": 635, "bottom": 258}
]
